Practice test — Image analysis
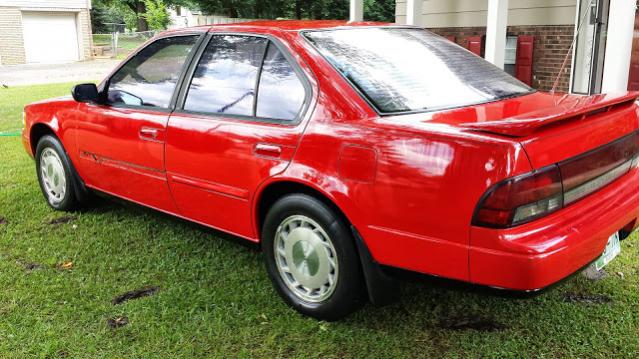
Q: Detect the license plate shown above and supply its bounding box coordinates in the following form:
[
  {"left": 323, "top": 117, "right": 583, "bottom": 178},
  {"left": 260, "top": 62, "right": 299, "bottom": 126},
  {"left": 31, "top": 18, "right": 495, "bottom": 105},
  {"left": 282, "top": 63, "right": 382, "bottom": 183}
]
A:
[{"left": 594, "top": 232, "right": 621, "bottom": 271}]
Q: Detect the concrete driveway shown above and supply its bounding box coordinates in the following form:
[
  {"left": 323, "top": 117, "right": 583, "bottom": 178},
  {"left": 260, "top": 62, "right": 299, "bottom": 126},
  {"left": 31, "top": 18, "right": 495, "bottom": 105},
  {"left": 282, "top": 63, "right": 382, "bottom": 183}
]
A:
[{"left": 0, "top": 59, "right": 121, "bottom": 86}]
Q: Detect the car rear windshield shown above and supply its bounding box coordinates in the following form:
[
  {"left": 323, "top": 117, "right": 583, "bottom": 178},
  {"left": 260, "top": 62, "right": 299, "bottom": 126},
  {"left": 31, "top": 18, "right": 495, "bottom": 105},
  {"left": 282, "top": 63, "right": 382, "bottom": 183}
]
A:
[{"left": 303, "top": 27, "right": 533, "bottom": 114}]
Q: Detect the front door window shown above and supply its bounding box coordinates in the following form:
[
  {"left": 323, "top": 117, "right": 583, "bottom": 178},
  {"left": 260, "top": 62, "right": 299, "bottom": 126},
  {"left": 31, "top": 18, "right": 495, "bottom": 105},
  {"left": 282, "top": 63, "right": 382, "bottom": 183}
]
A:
[{"left": 108, "top": 35, "right": 199, "bottom": 108}]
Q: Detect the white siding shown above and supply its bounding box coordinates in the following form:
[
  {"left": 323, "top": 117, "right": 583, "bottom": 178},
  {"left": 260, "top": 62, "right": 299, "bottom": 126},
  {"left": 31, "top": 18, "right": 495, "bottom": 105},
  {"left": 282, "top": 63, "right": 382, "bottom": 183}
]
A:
[
  {"left": 396, "top": 0, "right": 577, "bottom": 27},
  {"left": 0, "top": 0, "right": 90, "bottom": 9}
]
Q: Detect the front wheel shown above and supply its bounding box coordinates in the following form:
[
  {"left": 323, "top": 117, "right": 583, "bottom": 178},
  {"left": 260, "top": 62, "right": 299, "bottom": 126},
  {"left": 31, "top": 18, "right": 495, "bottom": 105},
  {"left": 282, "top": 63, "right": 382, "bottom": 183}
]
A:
[
  {"left": 35, "top": 135, "right": 83, "bottom": 211},
  {"left": 262, "top": 194, "right": 364, "bottom": 320}
]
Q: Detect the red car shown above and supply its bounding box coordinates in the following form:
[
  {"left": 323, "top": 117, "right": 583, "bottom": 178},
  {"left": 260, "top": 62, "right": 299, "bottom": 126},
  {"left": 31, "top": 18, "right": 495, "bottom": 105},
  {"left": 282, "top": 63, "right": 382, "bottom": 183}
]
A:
[{"left": 22, "top": 21, "right": 639, "bottom": 320}]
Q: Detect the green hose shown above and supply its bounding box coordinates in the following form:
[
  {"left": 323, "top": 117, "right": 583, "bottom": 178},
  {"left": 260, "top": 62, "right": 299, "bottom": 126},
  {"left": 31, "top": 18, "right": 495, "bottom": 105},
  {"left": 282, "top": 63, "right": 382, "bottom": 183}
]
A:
[{"left": 0, "top": 130, "right": 21, "bottom": 137}]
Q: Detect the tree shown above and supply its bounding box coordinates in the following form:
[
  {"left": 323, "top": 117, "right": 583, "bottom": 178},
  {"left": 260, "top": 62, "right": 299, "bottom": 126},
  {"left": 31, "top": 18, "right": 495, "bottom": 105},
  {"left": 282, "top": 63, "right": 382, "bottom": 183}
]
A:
[
  {"left": 92, "top": 0, "right": 396, "bottom": 32},
  {"left": 144, "top": 0, "right": 171, "bottom": 30},
  {"left": 91, "top": 2, "right": 128, "bottom": 33},
  {"left": 123, "top": 0, "right": 150, "bottom": 31},
  {"left": 93, "top": 0, "right": 191, "bottom": 32},
  {"left": 364, "top": 0, "right": 395, "bottom": 22}
]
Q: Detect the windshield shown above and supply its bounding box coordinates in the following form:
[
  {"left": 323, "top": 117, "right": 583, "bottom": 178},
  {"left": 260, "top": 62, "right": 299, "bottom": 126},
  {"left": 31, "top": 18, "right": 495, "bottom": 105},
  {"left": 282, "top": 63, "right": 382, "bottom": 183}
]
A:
[{"left": 304, "top": 27, "right": 533, "bottom": 114}]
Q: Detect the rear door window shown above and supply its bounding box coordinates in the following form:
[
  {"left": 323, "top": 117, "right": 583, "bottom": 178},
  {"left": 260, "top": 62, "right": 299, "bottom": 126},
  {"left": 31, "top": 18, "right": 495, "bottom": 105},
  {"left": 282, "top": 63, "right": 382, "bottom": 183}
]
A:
[
  {"left": 255, "top": 44, "right": 306, "bottom": 121},
  {"left": 184, "top": 35, "right": 267, "bottom": 116},
  {"left": 183, "top": 35, "right": 307, "bottom": 122}
]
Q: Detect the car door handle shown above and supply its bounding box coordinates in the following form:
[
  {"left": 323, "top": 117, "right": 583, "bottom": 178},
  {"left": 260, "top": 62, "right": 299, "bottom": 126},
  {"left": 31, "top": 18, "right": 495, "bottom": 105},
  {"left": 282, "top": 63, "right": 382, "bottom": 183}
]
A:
[
  {"left": 254, "top": 143, "right": 282, "bottom": 158},
  {"left": 139, "top": 127, "right": 162, "bottom": 142}
]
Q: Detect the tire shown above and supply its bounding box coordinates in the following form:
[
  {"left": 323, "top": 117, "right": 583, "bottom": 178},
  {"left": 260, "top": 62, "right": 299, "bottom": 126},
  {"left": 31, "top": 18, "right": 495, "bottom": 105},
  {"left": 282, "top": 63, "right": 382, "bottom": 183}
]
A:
[
  {"left": 35, "top": 135, "right": 88, "bottom": 211},
  {"left": 262, "top": 193, "right": 364, "bottom": 320}
]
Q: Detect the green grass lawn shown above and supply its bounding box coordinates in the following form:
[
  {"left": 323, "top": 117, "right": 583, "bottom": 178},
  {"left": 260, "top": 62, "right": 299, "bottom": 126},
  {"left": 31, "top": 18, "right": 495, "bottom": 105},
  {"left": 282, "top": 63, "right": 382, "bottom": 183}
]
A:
[{"left": 2, "top": 84, "right": 639, "bottom": 358}]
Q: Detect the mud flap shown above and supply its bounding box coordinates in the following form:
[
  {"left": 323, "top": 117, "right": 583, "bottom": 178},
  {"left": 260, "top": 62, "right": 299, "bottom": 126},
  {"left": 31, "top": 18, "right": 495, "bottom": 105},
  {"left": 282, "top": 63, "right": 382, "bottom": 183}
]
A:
[{"left": 351, "top": 226, "right": 401, "bottom": 306}]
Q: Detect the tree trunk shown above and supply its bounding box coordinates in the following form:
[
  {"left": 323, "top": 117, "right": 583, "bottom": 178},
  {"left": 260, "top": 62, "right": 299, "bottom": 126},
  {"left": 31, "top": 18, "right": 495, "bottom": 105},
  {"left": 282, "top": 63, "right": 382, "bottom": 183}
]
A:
[
  {"left": 136, "top": 1, "right": 149, "bottom": 32},
  {"left": 254, "top": 0, "right": 263, "bottom": 18},
  {"left": 295, "top": 0, "right": 302, "bottom": 19}
]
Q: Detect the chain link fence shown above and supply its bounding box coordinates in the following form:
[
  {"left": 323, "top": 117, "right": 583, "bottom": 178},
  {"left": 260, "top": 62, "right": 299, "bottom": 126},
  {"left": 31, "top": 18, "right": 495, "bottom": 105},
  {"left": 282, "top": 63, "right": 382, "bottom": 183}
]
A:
[
  {"left": 93, "top": 16, "right": 255, "bottom": 59},
  {"left": 93, "top": 30, "right": 159, "bottom": 59}
]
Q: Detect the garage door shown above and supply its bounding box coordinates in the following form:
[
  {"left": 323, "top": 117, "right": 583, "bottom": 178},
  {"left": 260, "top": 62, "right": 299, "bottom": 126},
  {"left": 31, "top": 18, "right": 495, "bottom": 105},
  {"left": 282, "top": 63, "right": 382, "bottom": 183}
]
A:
[{"left": 22, "top": 12, "right": 80, "bottom": 64}]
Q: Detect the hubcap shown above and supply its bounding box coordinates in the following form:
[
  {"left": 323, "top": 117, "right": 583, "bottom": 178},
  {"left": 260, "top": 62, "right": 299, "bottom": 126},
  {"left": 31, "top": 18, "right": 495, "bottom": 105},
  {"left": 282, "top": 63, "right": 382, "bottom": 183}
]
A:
[
  {"left": 39, "top": 147, "right": 66, "bottom": 205},
  {"left": 274, "top": 215, "right": 338, "bottom": 303}
]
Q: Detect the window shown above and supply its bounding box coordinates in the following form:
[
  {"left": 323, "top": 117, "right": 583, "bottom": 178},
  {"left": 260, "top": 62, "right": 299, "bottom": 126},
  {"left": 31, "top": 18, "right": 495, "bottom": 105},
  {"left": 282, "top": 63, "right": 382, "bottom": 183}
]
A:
[
  {"left": 184, "top": 35, "right": 267, "bottom": 116},
  {"left": 107, "top": 35, "right": 198, "bottom": 108},
  {"left": 504, "top": 36, "right": 517, "bottom": 76},
  {"left": 256, "top": 44, "right": 306, "bottom": 121},
  {"left": 304, "top": 28, "right": 532, "bottom": 114}
]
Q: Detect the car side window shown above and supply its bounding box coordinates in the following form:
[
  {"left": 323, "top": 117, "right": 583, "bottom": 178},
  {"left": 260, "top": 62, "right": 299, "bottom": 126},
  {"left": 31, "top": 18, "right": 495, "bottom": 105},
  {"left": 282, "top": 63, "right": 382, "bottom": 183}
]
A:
[
  {"left": 255, "top": 44, "right": 306, "bottom": 121},
  {"left": 107, "top": 35, "right": 198, "bottom": 109},
  {"left": 184, "top": 35, "right": 267, "bottom": 116}
]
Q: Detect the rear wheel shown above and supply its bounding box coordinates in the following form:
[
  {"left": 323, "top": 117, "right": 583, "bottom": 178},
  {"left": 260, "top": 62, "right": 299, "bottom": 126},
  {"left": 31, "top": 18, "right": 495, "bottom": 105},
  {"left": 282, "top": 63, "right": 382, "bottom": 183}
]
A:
[
  {"left": 35, "top": 135, "right": 88, "bottom": 211},
  {"left": 262, "top": 194, "right": 364, "bottom": 320}
]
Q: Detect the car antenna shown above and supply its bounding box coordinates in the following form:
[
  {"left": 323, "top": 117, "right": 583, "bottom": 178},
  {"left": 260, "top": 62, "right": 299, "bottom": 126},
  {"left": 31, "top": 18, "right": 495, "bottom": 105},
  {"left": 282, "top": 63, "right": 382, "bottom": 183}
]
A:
[{"left": 550, "top": 0, "right": 594, "bottom": 104}]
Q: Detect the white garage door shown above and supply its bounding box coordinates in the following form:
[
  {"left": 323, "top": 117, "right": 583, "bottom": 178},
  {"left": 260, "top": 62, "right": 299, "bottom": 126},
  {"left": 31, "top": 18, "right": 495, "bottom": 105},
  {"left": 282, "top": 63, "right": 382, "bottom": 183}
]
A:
[{"left": 22, "top": 12, "right": 80, "bottom": 64}]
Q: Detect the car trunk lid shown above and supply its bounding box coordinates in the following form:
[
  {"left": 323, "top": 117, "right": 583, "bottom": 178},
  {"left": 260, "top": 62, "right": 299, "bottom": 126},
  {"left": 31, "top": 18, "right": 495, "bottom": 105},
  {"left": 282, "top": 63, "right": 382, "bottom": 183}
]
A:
[
  {"left": 461, "top": 92, "right": 639, "bottom": 169},
  {"left": 460, "top": 92, "right": 639, "bottom": 138}
]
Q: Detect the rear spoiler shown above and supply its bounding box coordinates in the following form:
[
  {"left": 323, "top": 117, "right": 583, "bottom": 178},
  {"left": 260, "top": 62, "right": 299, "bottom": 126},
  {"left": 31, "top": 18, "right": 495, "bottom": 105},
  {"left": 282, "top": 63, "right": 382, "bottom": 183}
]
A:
[{"left": 460, "top": 92, "right": 639, "bottom": 137}]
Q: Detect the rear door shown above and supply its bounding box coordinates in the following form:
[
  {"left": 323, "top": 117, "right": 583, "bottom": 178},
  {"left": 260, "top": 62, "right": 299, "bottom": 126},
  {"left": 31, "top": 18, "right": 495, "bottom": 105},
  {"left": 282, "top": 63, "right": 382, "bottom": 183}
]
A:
[{"left": 166, "top": 33, "right": 311, "bottom": 239}]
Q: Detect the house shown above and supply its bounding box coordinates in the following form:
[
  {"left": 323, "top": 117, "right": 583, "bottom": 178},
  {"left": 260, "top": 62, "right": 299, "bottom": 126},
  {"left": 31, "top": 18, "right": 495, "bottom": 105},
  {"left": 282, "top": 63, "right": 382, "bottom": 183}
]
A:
[
  {"left": 167, "top": 5, "right": 253, "bottom": 30},
  {"left": 349, "top": 0, "right": 636, "bottom": 95},
  {"left": 167, "top": 5, "right": 199, "bottom": 29},
  {"left": 0, "top": 0, "right": 93, "bottom": 65}
]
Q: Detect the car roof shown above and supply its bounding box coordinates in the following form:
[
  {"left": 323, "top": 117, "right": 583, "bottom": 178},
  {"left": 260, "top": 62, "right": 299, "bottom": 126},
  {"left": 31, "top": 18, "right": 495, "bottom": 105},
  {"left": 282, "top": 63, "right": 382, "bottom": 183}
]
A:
[{"left": 162, "top": 20, "right": 396, "bottom": 35}]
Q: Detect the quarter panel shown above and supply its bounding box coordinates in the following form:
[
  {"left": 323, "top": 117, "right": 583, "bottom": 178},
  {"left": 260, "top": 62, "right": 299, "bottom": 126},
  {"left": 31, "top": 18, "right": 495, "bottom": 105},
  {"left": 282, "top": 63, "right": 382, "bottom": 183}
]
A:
[{"left": 286, "top": 118, "right": 532, "bottom": 281}]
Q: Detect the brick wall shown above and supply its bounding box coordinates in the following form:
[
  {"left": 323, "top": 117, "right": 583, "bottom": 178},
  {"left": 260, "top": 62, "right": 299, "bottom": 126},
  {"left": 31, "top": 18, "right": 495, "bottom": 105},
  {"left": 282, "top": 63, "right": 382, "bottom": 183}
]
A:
[
  {"left": 78, "top": 9, "right": 93, "bottom": 61},
  {"left": 0, "top": 7, "right": 26, "bottom": 65},
  {"left": 428, "top": 25, "right": 575, "bottom": 93}
]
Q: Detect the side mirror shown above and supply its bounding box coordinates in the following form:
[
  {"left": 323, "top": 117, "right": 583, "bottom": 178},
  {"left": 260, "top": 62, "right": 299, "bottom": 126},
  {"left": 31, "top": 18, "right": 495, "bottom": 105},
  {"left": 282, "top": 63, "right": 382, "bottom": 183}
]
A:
[{"left": 72, "top": 83, "right": 99, "bottom": 103}]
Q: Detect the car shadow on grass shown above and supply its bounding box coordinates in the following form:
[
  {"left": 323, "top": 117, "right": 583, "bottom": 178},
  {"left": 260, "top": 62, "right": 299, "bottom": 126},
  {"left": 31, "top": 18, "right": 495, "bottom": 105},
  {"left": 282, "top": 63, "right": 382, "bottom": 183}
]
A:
[{"left": 81, "top": 195, "right": 614, "bottom": 340}]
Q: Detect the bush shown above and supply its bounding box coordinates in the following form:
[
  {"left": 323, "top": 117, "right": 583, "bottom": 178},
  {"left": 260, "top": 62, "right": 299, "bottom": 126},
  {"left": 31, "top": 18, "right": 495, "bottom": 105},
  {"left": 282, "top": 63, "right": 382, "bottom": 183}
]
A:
[
  {"left": 143, "top": 0, "right": 171, "bottom": 31},
  {"left": 91, "top": 3, "right": 127, "bottom": 33}
]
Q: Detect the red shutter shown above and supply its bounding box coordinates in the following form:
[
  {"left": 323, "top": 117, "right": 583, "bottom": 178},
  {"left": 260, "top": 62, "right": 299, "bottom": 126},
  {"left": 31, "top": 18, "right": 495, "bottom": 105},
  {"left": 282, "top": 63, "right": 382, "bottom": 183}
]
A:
[
  {"left": 466, "top": 36, "right": 483, "bottom": 56},
  {"left": 445, "top": 35, "right": 456, "bottom": 43},
  {"left": 515, "top": 35, "right": 534, "bottom": 86}
]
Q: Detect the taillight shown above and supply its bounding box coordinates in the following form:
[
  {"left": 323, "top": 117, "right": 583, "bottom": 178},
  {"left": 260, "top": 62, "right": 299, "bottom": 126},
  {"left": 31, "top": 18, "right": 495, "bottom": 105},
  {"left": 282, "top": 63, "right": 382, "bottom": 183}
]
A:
[
  {"left": 561, "top": 133, "right": 639, "bottom": 204},
  {"left": 473, "top": 165, "right": 563, "bottom": 228},
  {"left": 473, "top": 131, "right": 639, "bottom": 228}
]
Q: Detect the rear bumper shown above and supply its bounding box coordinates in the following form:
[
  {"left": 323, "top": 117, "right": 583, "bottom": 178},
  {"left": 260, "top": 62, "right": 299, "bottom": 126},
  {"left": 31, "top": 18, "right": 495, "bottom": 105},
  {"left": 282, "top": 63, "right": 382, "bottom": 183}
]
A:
[{"left": 470, "top": 166, "right": 639, "bottom": 291}]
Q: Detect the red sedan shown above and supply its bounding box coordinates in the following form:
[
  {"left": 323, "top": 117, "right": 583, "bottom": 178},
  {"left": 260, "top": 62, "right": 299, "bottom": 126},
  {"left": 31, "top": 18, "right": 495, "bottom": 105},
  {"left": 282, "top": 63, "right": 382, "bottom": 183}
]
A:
[{"left": 22, "top": 21, "right": 639, "bottom": 320}]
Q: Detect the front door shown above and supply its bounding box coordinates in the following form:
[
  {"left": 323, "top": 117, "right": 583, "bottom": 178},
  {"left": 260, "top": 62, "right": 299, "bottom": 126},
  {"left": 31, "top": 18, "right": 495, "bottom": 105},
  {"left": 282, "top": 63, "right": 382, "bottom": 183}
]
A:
[
  {"left": 166, "top": 34, "right": 311, "bottom": 239},
  {"left": 76, "top": 35, "right": 201, "bottom": 211}
]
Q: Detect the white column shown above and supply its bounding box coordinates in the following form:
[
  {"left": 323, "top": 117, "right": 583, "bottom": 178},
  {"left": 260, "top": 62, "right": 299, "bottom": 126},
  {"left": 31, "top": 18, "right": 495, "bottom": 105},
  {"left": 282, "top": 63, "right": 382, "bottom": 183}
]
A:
[
  {"left": 485, "top": 0, "right": 509, "bottom": 69},
  {"left": 601, "top": 0, "right": 635, "bottom": 93},
  {"left": 406, "top": 0, "right": 421, "bottom": 26},
  {"left": 349, "top": 0, "right": 363, "bottom": 22}
]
